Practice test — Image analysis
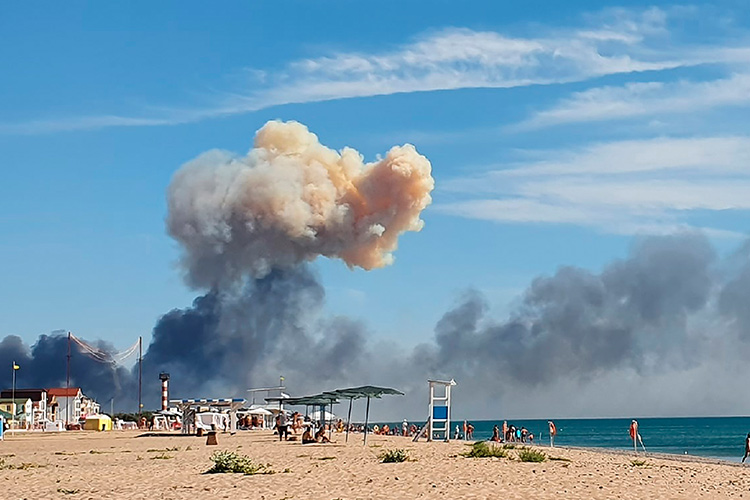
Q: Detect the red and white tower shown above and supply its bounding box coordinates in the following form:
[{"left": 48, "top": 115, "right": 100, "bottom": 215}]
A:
[{"left": 159, "top": 372, "right": 170, "bottom": 411}]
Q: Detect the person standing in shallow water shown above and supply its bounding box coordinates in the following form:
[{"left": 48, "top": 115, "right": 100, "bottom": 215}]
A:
[
  {"left": 548, "top": 421, "right": 557, "bottom": 448},
  {"left": 743, "top": 433, "right": 750, "bottom": 463}
]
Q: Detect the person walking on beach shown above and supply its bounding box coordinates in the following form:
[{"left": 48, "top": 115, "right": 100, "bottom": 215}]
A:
[
  {"left": 276, "top": 412, "right": 288, "bottom": 441},
  {"left": 743, "top": 433, "right": 750, "bottom": 463},
  {"left": 548, "top": 421, "right": 557, "bottom": 448}
]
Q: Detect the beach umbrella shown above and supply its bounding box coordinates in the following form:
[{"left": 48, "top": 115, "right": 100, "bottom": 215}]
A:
[
  {"left": 326, "top": 386, "right": 404, "bottom": 444},
  {"left": 274, "top": 394, "right": 340, "bottom": 436}
]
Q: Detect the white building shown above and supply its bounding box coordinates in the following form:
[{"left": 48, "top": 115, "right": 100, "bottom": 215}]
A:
[{"left": 47, "top": 388, "right": 100, "bottom": 424}]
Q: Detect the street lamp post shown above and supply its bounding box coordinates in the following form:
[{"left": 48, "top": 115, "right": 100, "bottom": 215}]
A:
[{"left": 11, "top": 361, "right": 17, "bottom": 430}]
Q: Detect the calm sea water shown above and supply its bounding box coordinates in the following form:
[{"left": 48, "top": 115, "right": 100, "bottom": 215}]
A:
[{"left": 379, "top": 417, "right": 750, "bottom": 462}]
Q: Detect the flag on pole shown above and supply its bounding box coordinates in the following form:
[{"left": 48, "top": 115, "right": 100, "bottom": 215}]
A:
[{"left": 12, "top": 363, "right": 19, "bottom": 370}]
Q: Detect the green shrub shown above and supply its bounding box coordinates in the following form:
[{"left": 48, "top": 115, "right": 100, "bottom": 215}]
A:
[
  {"left": 517, "top": 447, "right": 547, "bottom": 462},
  {"left": 502, "top": 443, "right": 516, "bottom": 450},
  {"left": 462, "top": 441, "right": 508, "bottom": 458},
  {"left": 630, "top": 459, "right": 649, "bottom": 467},
  {"left": 379, "top": 449, "right": 409, "bottom": 463},
  {"left": 206, "top": 451, "right": 271, "bottom": 474}
]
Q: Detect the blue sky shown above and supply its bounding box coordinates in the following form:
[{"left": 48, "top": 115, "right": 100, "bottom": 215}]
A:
[{"left": 2, "top": 1, "right": 749, "bottom": 354}]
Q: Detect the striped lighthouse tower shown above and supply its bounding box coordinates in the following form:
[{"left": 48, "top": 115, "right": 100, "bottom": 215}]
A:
[{"left": 159, "top": 372, "right": 170, "bottom": 411}]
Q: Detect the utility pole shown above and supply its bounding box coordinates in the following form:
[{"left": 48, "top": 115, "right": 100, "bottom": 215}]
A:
[
  {"left": 138, "top": 337, "right": 142, "bottom": 416},
  {"left": 66, "top": 332, "right": 71, "bottom": 426},
  {"left": 11, "top": 361, "right": 16, "bottom": 430}
]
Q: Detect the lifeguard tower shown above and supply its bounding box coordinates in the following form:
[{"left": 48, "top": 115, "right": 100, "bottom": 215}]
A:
[{"left": 427, "top": 379, "right": 456, "bottom": 442}]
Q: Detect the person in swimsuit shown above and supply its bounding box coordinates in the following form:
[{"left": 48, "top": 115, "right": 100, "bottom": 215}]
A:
[
  {"left": 315, "top": 427, "right": 331, "bottom": 443},
  {"left": 491, "top": 425, "right": 500, "bottom": 442},
  {"left": 302, "top": 427, "right": 315, "bottom": 444},
  {"left": 548, "top": 421, "right": 557, "bottom": 448},
  {"left": 743, "top": 432, "right": 750, "bottom": 463}
]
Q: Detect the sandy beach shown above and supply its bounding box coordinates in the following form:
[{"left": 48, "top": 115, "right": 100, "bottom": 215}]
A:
[{"left": 2, "top": 429, "right": 750, "bottom": 499}]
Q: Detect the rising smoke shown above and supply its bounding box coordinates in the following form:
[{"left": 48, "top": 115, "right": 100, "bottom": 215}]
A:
[
  {"left": 0, "top": 121, "right": 433, "bottom": 413},
  {"left": 167, "top": 120, "right": 434, "bottom": 287},
  {"left": 2, "top": 121, "right": 750, "bottom": 419}
]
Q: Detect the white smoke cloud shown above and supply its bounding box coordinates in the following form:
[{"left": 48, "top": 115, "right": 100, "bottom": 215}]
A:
[{"left": 167, "top": 120, "right": 434, "bottom": 288}]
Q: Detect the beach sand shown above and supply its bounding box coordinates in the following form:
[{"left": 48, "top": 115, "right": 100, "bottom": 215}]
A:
[{"left": 2, "top": 429, "right": 749, "bottom": 499}]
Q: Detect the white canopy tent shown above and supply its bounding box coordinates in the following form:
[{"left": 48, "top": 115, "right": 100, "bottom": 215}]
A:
[
  {"left": 170, "top": 398, "right": 245, "bottom": 435},
  {"left": 308, "top": 410, "right": 339, "bottom": 422}
]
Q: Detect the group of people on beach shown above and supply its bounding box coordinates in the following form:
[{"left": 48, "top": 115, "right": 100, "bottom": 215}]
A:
[
  {"left": 490, "top": 421, "right": 536, "bottom": 444},
  {"left": 274, "top": 411, "right": 327, "bottom": 443}
]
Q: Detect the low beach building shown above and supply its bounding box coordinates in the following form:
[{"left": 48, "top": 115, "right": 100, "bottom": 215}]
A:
[
  {"left": 0, "top": 389, "right": 47, "bottom": 428},
  {"left": 0, "top": 398, "right": 33, "bottom": 429}
]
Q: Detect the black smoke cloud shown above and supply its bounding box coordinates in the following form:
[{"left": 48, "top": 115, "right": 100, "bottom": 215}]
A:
[
  {"left": 140, "top": 266, "right": 370, "bottom": 404},
  {"left": 3, "top": 232, "right": 750, "bottom": 419},
  {"left": 421, "top": 234, "right": 716, "bottom": 387},
  {"left": 0, "top": 333, "right": 135, "bottom": 408},
  {"left": 0, "top": 266, "right": 372, "bottom": 413}
]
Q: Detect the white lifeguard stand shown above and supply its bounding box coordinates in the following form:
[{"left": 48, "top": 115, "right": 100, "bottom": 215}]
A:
[{"left": 428, "top": 379, "right": 456, "bottom": 442}]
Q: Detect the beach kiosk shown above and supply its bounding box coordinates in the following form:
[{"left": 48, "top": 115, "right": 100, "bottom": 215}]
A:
[
  {"left": 428, "top": 379, "right": 456, "bottom": 442},
  {"left": 83, "top": 414, "right": 112, "bottom": 431}
]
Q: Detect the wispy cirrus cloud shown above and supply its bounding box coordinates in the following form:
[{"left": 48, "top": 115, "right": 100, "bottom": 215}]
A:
[
  {"left": 0, "top": 7, "right": 734, "bottom": 135},
  {"left": 515, "top": 73, "right": 750, "bottom": 130},
  {"left": 435, "top": 135, "right": 750, "bottom": 238}
]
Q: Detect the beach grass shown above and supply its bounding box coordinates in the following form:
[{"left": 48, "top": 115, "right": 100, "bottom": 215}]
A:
[
  {"left": 517, "top": 448, "right": 547, "bottom": 462},
  {"left": 379, "top": 449, "right": 409, "bottom": 463},
  {"left": 206, "top": 450, "right": 272, "bottom": 475},
  {"left": 0, "top": 458, "right": 46, "bottom": 470},
  {"left": 462, "top": 441, "right": 508, "bottom": 458}
]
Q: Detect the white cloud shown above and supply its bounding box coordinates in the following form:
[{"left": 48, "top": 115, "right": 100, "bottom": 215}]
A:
[
  {"left": 436, "top": 135, "right": 750, "bottom": 237},
  {"left": 0, "top": 7, "right": 737, "bottom": 135},
  {"left": 517, "top": 73, "right": 750, "bottom": 129},
  {"left": 494, "top": 136, "right": 750, "bottom": 177}
]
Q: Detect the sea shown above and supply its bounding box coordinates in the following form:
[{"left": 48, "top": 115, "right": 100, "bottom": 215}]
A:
[{"left": 377, "top": 417, "right": 750, "bottom": 463}]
